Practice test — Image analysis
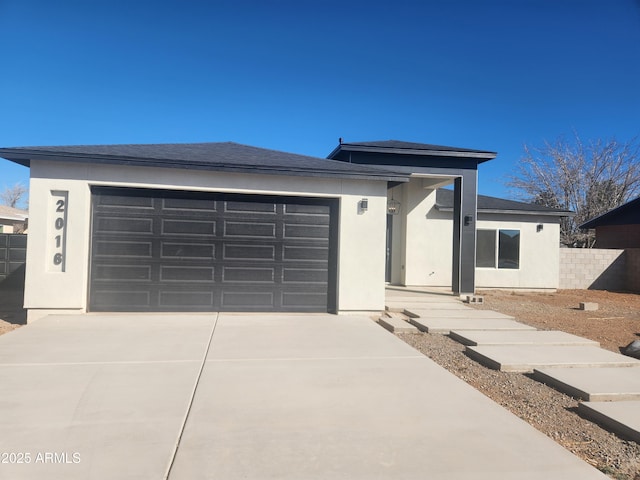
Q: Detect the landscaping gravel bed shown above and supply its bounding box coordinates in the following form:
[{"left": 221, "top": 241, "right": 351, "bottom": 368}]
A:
[{"left": 397, "top": 331, "right": 640, "bottom": 479}]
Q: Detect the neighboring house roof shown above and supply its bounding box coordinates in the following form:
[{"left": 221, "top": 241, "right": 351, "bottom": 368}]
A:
[
  {"left": 328, "top": 139, "right": 497, "bottom": 163},
  {"left": 580, "top": 196, "right": 640, "bottom": 229},
  {"left": 435, "top": 189, "right": 574, "bottom": 217},
  {"left": 0, "top": 142, "right": 409, "bottom": 183},
  {"left": 0, "top": 205, "right": 28, "bottom": 222}
]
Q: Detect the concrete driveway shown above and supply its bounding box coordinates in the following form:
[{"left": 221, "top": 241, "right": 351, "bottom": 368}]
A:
[{"left": 0, "top": 313, "right": 607, "bottom": 479}]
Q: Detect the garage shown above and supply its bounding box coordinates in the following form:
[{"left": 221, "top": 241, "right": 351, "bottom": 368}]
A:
[{"left": 89, "top": 187, "right": 338, "bottom": 313}]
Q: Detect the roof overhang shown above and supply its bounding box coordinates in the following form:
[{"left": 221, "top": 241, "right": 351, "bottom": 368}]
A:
[
  {"left": 0, "top": 146, "right": 410, "bottom": 184},
  {"left": 435, "top": 205, "right": 575, "bottom": 217},
  {"left": 328, "top": 143, "right": 497, "bottom": 162}
]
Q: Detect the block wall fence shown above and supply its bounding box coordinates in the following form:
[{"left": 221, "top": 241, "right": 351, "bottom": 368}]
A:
[{"left": 559, "top": 248, "right": 640, "bottom": 292}]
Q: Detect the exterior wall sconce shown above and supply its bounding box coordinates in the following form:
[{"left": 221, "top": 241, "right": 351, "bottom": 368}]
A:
[
  {"left": 387, "top": 198, "right": 401, "bottom": 215},
  {"left": 537, "top": 224, "right": 544, "bottom": 232},
  {"left": 359, "top": 198, "right": 368, "bottom": 213}
]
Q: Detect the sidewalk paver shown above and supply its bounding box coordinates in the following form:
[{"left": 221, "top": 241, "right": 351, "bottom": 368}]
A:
[
  {"left": 410, "top": 317, "right": 536, "bottom": 334},
  {"left": 386, "top": 301, "right": 468, "bottom": 311},
  {"left": 450, "top": 330, "right": 599, "bottom": 347},
  {"left": 534, "top": 367, "right": 640, "bottom": 401},
  {"left": 378, "top": 315, "right": 419, "bottom": 333},
  {"left": 578, "top": 401, "right": 640, "bottom": 443},
  {"left": 466, "top": 345, "right": 640, "bottom": 372},
  {"left": 405, "top": 308, "right": 514, "bottom": 319}
]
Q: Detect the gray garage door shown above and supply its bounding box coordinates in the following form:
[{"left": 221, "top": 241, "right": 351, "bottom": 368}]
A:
[{"left": 89, "top": 187, "right": 337, "bottom": 312}]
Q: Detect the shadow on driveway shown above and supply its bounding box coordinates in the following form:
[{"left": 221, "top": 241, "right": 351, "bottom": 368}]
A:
[{"left": 0, "top": 264, "right": 26, "bottom": 327}]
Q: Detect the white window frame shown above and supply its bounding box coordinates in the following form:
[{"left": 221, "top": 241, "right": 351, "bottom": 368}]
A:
[{"left": 476, "top": 229, "right": 520, "bottom": 270}]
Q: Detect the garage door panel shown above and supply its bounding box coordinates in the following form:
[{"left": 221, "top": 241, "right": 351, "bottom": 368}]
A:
[
  {"left": 161, "top": 219, "right": 216, "bottom": 236},
  {"left": 282, "top": 267, "right": 328, "bottom": 284},
  {"left": 92, "top": 265, "right": 152, "bottom": 282},
  {"left": 284, "top": 203, "right": 330, "bottom": 215},
  {"left": 92, "top": 289, "right": 152, "bottom": 309},
  {"left": 223, "top": 244, "right": 276, "bottom": 261},
  {"left": 223, "top": 221, "right": 276, "bottom": 238},
  {"left": 159, "top": 290, "right": 215, "bottom": 308},
  {"left": 283, "top": 245, "right": 328, "bottom": 262},
  {"left": 160, "top": 242, "right": 215, "bottom": 259},
  {"left": 162, "top": 197, "right": 217, "bottom": 211},
  {"left": 282, "top": 291, "right": 327, "bottom": 308},
  {"left": 96, "top": 194, "right": 154, "bottom": 209},
  {"left": 224, "top": 201, "right": 276, "bottom": 213},
  {"left": 284, "top": 223, "right": 329, "bottom": 239},
  {"left": 95, "top": 217, "right": 154, "bottom": 234},
  {"left": 222, "top": 266, "right": 275, "bottom": 283},
  {"left": 160, "top": 266, "right": 215, "bottom": 282},
  {"left": 221, "top": 290, "right": 275, "bottom": 309},
  {"left": 94, "top": 241, "right": 153, "bottom": 258},
  {"left": 90, "top": 188, "right": 335, "bottom": 312}
]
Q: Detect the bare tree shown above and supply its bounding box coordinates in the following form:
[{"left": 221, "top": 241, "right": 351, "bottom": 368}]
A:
[
  {"left": 507, "top": 133, "right": 640, "bottom": 247},
  {"left": 0, "top": 183, "right": 28, "bottom": 209}
]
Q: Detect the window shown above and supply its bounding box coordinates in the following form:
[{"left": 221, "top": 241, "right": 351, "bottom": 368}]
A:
[
  {"left": 476, "top": 229, "right": 520, "bottom": 269},
  {"left": 476, "top": 230, "right": 496, "bottom": 268}
]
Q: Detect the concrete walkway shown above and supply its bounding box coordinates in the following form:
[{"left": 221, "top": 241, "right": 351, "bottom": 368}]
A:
[
  {"left": 0, "top": 311, "right": 608, "bottom": 479},
  {"left": 385, "top": 287, "right": 640, "bottom": 447}
]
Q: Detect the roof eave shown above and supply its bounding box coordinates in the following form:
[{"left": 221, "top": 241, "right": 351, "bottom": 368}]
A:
[
  {"left": 435, "top": 205, "right": 575, "bottom": 217},
  {"left": 579, "top": 198, "right": 640, "bottom": 229},
  {"left": 329, "top": 144, "right": 497, "bottom": 161},
  {"left": 0, "top": 150, "right": 410, "bottom": 183}
]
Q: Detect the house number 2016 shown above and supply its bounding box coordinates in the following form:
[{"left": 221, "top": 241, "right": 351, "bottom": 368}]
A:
[{"left": 51, "top": 191, "right": 68, "bottom": 272}]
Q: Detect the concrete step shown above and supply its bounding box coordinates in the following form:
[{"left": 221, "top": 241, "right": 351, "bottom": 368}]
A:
[
  {"left": 377, "top": 315, "right": 419, "bottom": 334},
  {"left": 386, "top": 301, "right": 468, "bottom": 312},
  {"left": 578, "top": 401, "right": 640, "bottom": 443},
  {"left": 404, "top": 309, "right": 515, "bottom": 320},
  {"left": 410, "top": 317, "right": 536, "bottom": 334},
  {"left": 533, "top": 367, "right": 640, "bottom": 401},
  {"left": 466, "top": 345, "right": 640, "bottom": 373},
  {"left": 450, "top": 330, "right": 599, "bottom": 347}
]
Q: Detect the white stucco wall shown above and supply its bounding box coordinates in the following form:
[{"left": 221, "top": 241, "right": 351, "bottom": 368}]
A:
[
  {"left": 474, "top": 214, "right": 560, "bottom": 289},
  {"left": 25, "top": 160, "right": 388, "bottom": 320},
  {"left": 388, "top": 184, "right": 562, "bottom": 290},
  {"left": 389, "top": 181, "right": 455, "bottom": 286}
]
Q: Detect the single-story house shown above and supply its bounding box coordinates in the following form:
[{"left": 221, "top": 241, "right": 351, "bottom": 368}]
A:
[
  {"left": 580, "top": 196, "right": 640, "bottom": 248},
  {"left": 0, "top": 205, "right": 28, "bottom": 233},
  {"left": 0, "top": 140, "right": 572, "bottom": 321}
]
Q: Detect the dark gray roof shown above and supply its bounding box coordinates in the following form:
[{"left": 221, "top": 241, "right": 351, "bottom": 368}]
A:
[
  {"left": 580, "top": 196, "right": 640, "bottom": 229},
  {"left": 328, "top": 139, "right": 497, "bottom": 162},
  {"left": 436, "top": 189, "right": 574, "bottom": 216},
  {"left": 0, "top": 142, "right": 409, "bottom": 183}
]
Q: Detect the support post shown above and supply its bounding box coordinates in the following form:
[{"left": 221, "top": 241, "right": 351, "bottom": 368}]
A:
[{"left": 452, "top": 172, "right": 477, "bottom": 295}]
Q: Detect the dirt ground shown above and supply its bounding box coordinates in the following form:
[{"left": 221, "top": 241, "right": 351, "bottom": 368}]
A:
[{"left": 471, "top": 289, "right": 640, "bottom": 353}]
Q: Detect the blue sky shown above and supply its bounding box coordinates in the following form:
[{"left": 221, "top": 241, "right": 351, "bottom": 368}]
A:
[{"left": 1, "top": 0, "right": 639, "bottom": 208}]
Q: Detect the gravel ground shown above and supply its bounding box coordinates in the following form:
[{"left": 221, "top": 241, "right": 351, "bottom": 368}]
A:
[{"left": 396, "top": 288, "right": 640, "bottom": 480}]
